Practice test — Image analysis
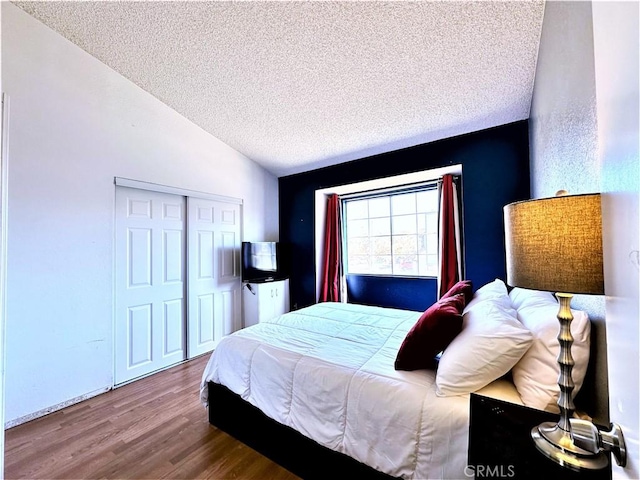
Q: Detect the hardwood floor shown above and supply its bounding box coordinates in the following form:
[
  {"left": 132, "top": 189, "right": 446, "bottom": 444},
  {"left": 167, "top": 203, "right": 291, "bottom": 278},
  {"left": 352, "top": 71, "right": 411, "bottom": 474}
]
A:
[{"left": 4, "top": 354, "right": 300, "bottom": 479}]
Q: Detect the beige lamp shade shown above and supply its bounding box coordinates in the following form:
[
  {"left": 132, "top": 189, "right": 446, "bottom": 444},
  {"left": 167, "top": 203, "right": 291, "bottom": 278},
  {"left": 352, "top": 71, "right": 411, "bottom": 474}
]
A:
[{"left": 503, "top": 193, "right": 604, "bottom": 295}]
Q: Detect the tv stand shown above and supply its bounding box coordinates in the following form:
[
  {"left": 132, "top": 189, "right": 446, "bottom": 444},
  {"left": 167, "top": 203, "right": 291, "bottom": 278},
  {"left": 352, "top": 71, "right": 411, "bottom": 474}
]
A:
[{"left": 243, "top": 278, "right": 290, "bottom": 328}]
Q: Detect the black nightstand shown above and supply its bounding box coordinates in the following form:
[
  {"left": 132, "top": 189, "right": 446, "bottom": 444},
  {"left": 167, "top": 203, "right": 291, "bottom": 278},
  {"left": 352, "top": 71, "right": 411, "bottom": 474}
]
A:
[{"left": 468, "top": 393, "right": 612, "bottom": 479}]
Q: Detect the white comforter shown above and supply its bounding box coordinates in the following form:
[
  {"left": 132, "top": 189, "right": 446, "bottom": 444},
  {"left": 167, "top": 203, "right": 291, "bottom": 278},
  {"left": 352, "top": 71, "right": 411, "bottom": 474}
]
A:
[{"left": 200, "top": 302, "right": 519, "bottom": 479}]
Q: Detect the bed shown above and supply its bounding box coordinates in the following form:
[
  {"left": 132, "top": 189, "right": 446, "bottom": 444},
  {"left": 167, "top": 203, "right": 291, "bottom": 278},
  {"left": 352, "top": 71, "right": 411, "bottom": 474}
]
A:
[{"left": 200, "top": 280, "right": 592, "bottom": 479}]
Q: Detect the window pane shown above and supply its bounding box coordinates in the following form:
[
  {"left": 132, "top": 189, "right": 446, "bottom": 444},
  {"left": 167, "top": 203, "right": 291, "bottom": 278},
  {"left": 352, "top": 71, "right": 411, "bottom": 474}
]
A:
[
  {"left": 393, "top": 254, "right": 418, "bottom": 275},
  {"left": 426, "top": 233, "right": 438, "bottom": 254},
  {"left": 417, "top": 213, "right": 437, "bottom": 235},
  {"left": 392, "top": 215, "right": 416, "bottom": 235},
  {"left": 427, "top": 254, "right": 438, "bottom": 274},
  {"left": 347, "top": 200, "right": 368, "bottom": 220},
  {"left": 348, "top": 255, "right": 370, "bottom": 274},
  {"left": 348, "top": 237, "right": 370, "bottom": 255},
  {"left": 419, "top": 254, "right": 439, "bottom": 276},
  {"left": 392, "top": 235, "right": 417, "bottom": 254},
  {"left": 368, "top": 197, "right": 390, "bottom": 218},
  {"left": 347, "top": 219, "right": 369, "bottom": 238},
  {"left": 418, "top": 254, "right": 428, "bottom": 274},
  {"left": 371, "top": 255, "right": 392, "bottom": 274},
  {"left": 370, "top": 236, "right": 391, "bottom": 255},
  {"left": 370, "top": 217, "right": 390, "bottom": 236},
  {"left": 391, "top": 193, "right": 416, "bottom": 215},
  {"left": 417, "top": 213, "right": 426, "bottom": 234},
  {"left": 342, "top": 182, "right": 445, "bottom": 278},
  {"left": 418, "top": 234, "right": 427, "bottom": 254},
  {"left": 417, "top": 190, "right": 438, "bottom": 213},
  {"left": 418, "top": 233, "right": 438, "bottom": 255},
  {"left": 426, "top": 212, "right": 438, "bottom": 234}
]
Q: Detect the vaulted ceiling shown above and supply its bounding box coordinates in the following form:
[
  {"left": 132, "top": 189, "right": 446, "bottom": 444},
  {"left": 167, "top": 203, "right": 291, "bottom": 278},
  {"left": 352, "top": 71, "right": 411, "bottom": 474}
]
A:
[{"left": 13, "top": 1, "right": 545, "bottom": 177}]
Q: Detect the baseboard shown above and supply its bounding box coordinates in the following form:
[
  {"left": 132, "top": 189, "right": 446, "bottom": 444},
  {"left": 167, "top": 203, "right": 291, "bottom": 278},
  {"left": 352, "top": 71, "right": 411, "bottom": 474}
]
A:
[{"left": 4, "top": 386, "right": 111, "bottom": 429}]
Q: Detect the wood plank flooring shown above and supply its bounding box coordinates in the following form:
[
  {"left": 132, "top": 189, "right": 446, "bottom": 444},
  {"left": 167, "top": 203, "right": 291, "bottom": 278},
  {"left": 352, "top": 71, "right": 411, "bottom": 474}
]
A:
[{"left": 4, "top": 354, "right": 300, "bottom": 479}]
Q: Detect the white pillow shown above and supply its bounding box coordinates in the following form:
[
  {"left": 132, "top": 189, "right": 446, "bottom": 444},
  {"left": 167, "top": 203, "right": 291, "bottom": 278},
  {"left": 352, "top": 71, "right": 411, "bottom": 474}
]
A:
[
  {"left": 463, "top": 278, "right": 511, "bottom": 313},
  {"left": 436, "top": 286, "right": 533, "bottom": 397},
  {"left": 510, "top": 288, "right": 591, "bottom": 413},
  {"left": 509, "top": 287, "right": 555, "bottom": 310}
]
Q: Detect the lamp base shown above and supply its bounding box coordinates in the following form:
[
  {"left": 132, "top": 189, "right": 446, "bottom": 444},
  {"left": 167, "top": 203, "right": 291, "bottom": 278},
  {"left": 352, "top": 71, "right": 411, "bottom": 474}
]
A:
[{"left": 532, "top": 422, "right": 609, "bottom": 471}]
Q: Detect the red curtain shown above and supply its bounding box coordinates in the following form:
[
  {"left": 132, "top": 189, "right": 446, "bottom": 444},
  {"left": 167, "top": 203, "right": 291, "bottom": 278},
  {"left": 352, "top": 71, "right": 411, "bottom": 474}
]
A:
[
  {"left": 320, "top": 194, "right": 342, "bottom": 302},
  {"left": 438, "top": 174, "right": 460, "bottom": 298}
]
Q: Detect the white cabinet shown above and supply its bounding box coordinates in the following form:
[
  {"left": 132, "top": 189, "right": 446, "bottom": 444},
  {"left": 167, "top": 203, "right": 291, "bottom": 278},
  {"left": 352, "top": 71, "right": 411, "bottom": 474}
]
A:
[{"left": 243, "top": 279, "right": 290, "bottom": 327}]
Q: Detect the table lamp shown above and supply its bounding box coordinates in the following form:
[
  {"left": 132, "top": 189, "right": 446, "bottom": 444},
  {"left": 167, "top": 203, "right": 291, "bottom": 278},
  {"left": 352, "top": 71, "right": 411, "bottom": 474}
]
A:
[{"left": 504, "top": 192, "right": 626, "bottom": 471}]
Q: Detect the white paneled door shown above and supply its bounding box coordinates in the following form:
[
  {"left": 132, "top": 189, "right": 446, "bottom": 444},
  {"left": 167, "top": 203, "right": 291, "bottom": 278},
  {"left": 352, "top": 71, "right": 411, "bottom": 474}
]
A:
[
  {"left": 115, "top": 187, "right": 186, "bottom": 385},
  {"left": 115, "top": 186, "right": 242, "bottom": 385},
  {"left": 187, "top": 197, "right": 241, "bottom": 358}
]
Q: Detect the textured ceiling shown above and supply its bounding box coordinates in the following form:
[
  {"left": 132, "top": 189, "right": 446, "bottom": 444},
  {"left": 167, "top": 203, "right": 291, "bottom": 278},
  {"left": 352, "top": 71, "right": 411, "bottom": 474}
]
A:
[{"left": 13, "top": 1, "right": 545, "bottom": 177}]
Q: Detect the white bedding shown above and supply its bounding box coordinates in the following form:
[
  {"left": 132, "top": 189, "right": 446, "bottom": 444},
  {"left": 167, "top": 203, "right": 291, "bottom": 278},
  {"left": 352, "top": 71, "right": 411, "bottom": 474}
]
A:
[{"left": 200, "top": 301, "right": 521, "bottom": 480}]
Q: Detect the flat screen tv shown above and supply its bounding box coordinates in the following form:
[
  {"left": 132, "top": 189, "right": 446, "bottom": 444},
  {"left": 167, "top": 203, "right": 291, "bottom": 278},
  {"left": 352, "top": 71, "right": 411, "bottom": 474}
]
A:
[{"left": 241, "top": 241, "right": 287, "bottom": 283}]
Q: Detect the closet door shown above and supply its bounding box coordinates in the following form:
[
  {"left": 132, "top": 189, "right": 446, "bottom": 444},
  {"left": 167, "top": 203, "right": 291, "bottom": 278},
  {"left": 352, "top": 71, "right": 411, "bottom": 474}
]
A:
[
  {"left": 187, "top": 198, "right": 241, "bottom": 358},
  {"left": 115, "top": 187, "right": 186, "bottom": 385}
]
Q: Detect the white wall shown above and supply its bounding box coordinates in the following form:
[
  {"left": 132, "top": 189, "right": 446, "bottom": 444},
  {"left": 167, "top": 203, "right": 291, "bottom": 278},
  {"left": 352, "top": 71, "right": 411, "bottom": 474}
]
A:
[
  {"left": 529, "top": 2, "right": 600, "bottom": 198},
  {"left": 592, "top": 3, "right": 639, "bottom": 477},
  {"left": 530, "top": 0, "right": 639, "bottom": 475},
  {"left": 0, "top": 2, "right": 6, "bottom": 474},
  {"left": 528, "top": 0, "right": 608, "bottom": 422},
  {"left": 1, "top": 3, "right": 279, "bottom": 424}
]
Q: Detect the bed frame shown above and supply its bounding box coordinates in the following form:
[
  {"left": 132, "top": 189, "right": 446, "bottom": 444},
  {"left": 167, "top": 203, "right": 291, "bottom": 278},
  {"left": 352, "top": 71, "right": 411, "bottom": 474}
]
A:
[{"left": 208, "top": 382, "right": 400, "bottom": 480}]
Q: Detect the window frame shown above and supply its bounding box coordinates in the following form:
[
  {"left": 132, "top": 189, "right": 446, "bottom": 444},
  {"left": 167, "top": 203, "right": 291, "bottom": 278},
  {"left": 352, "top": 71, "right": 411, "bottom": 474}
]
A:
[
  {"left": 341, "top": 181, "right": 440, "bottom": 279},
  {"left": 313, "top": 165, "right": 462, "bottom": 302}
]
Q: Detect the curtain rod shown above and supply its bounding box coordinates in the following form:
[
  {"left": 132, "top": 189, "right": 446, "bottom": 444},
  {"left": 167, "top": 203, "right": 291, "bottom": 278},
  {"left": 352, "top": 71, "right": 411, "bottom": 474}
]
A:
[{"left": 339, "top": 175, "right": 459, "bottom": 201}]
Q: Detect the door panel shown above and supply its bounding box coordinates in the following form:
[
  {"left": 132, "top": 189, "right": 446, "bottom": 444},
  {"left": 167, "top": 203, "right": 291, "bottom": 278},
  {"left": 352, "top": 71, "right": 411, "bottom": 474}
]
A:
[
  {"left": 187, "top": 198, "right": 241, "bottom": 358},
  {"left": 197, "top": 293, "right": 215, "bottom": 344},
  {"left": 220, "top": 231, "right": 237, "bottom": 278},
  {"left": 163, "top": 230, "right": 183, "bottom": 283},
  {"left": 198, "top": 231, "right": 215, "bottom": 279},
  {"left": 128, "top": 304, "right": 152, "bottom": 367},
  {"left": 115, "top": 187, "right": 186, "bottom": 385},
  {"left": 128, "top": 228, "right": 152, "bottom": 287},
  {"left": 163, "top": 299, "right": 184, "bottom": 356},
  {"left": 129, "top": 198, "right": 151, "bottom": 218}
]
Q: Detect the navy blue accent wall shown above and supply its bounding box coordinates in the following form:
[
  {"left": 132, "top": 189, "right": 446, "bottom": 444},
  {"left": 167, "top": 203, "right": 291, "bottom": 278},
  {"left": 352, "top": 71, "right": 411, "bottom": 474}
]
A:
[
  {"left": 278, "top": 121, "right": 531, "bottom": 311},
  {"left": 346, "top": 275, "right": 437, "bottom": 312}
]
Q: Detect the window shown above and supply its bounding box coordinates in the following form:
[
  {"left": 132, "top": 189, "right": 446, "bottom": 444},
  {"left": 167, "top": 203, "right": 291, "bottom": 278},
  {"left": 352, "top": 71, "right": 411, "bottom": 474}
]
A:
[{"left": 343, "top": 185, "right": 439, "bottom": 277}]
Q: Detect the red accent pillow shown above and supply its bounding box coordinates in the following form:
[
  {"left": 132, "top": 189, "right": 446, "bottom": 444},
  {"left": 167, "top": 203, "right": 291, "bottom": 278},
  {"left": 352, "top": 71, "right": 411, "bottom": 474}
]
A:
[
  {"left": 394, "top": 294, "right": 465, "bottom": 371},
  {"left": 441, "top": 280, "right": 473, "bottom": 306}
]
